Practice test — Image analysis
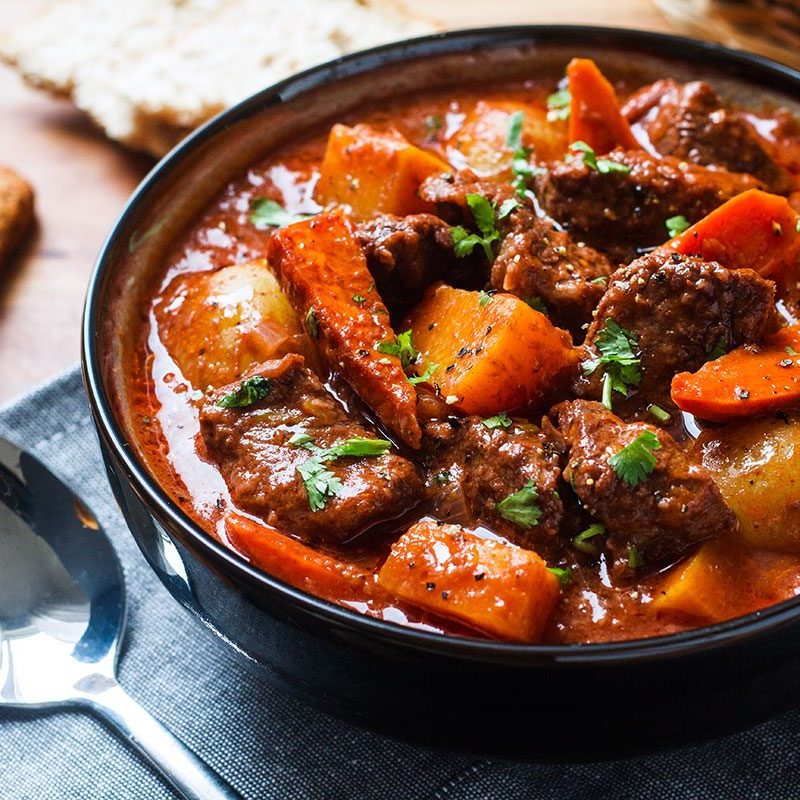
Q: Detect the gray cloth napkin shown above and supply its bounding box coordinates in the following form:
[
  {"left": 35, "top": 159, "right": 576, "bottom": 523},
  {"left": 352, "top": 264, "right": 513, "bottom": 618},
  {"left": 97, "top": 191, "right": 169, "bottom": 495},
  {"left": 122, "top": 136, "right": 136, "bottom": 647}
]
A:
[{"left": 3, "top": 366, "right": 800, "bottom": 799}]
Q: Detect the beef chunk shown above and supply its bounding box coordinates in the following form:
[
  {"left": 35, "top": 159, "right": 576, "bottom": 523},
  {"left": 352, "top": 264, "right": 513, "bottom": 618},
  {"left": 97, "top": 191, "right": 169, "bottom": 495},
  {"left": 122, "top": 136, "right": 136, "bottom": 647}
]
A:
[
  {"left": 200, "top": 354, "right": 423, "bottom": 542},
  {"left": 623, "top": 79, "right": 794, "bottom": 194},
  {"left": 420, "top": 171, "right": 614, "bottom": 336},
  {"left": 355, "top": 213, "right": 458, "bottom": 311},
  {"left": 535, "top": 148, "right": 762, "bottom": 255},
  {"left": 577, "top": 252, "right": 779, "bottom": 409},
  {"left": 554, "top": 400, "right": 737, "bottom": 566},
  {"left": 420, "top": 416, "right": 566, "bottom": 556}
]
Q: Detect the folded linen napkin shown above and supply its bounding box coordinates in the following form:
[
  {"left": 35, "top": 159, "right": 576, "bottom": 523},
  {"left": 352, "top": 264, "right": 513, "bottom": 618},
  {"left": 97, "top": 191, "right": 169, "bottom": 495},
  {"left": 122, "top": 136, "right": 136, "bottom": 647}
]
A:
[{"left": 2, "top": 366, "right": 800, "bottom": 800}]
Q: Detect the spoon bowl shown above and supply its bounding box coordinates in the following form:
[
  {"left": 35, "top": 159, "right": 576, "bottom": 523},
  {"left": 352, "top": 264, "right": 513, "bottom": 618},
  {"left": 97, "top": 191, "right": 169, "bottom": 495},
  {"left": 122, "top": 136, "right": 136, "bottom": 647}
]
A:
[{"left": 0, "top": 436, "right": 240, "bottom": 800}]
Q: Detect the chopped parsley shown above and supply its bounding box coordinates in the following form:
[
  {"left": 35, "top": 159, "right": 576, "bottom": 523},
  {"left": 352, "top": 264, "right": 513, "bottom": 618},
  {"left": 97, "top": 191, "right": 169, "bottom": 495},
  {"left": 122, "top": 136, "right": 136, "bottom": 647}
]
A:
[
  {"left": 546, "top": 87, "right": 571, "bottom": 121},
  {"left": 496, "top": 480, "right": 542, "bottom": 528},
  {"left": 451, "top": 193, "right": 514, "bottom": 263},
  {"left": 526, "top": 296, "right": 549, "bottom": 315},
  {"left": 570, "top": 140, "right": 631, "bottom": 174},
  {"left": 589, "top": 276, "right": 608, "bottom": 285},
  {"left": 627, "top": 545, "right": 645, "bottom": 569},
  {"left": 665, "top": 214, "right": 690, "bottom": 238},
  {"left": 249, "top": 198, "right": 312, "bottom": 229},
  {"left": 647, "top": 404, "right": 671, "bottom": 423},
  {"left": 305, "top": 307, "right": 319, "bottom": 339},
  {"left": 216, "top": 376, "right": 272, "bottom": 408},
  {"left": 408, "top": 363, "right": 438, "bottom": 385},
  {"left": 572, "top": 523, "right": 606, "bottom": 556},
  {"left": 507, "top": 110, "right": 534, "bottom": 196},
  {"left": 352, "top": 294, "right": 366, "bottom": 305},
  {"left": 547, "top": 566, "right": 573, "bottom": 586},
  {"left": 434, "top": 470, "right": 451, "bottom": 486},
  {"left": 377, "top": 329, "right": 419, "bottom": 368},
  {"left": 478, "top": 289, "right": 494, "bottom": 307},
  {"left": 787, "top": 345, "right": 799, "bottom": 356},
  {"left": 609, "top": 430, "right": 662, "bottom": 487},
  {"left": 291, "top": 435, "right": 392, "bottom": 511},
  {"left": 582, "top": 318, "right": 641, "bottom": 410},
  {"left": 482, "top": 412, "right": 513, "bottom": 430}
]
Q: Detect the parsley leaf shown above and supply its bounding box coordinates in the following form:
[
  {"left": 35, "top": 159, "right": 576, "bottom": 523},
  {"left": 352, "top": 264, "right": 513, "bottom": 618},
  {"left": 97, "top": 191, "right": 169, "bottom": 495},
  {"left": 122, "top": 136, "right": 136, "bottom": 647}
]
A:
[
  {"left": 377, "top": 329, "right": 419, "bottom": 368},
  {"left": 647, "top": 404, "right": 671, "bottom": 423},
  {"left": 497, "top": 198, "right": 520, "bottom": 219},
  {"left": 609, "top": 430, "right": 662, "bottom": 487},
  {"left": 547, "top": 566, "right": 573, "bottom": 586},
  {"left": 665, "top": 214, "right": 690, "bottom": 238},
  {"left": 408, "top": 363, "right": 438, "bottom": 385},
  {"left": 572, "top": 523, "right": 606, "bottom": 556},
  {"left": 305, "top": 307, "right": 319, "bottom": 339},
  {"left": 352, "top": 294, "right": 366, "bottom": 305},
  {"left": 582, "top": 319, "right": 641, "bottom": 409},
  {"left": 546, "top": 87, "right": 571, "bottom": 121},
  {"left": 482, "top": 412, "right": 513, "bottom": 429},
  {"left": 216, "top": 376, "right": 272, "bottom": 408},
  {"left": 570, "top": 141, "right": 631, "bottom": 174},
  {"left": 787, "top": 345, "right": 799, "bottom": 356},
  {"left": 452, "top": 194, "right": 504, "bottom": 262},
  {"left": 478, "top": 289, "right": 494, "bottom": 307},
  {"left": 507, "top": 110, "right": 534, "bottom": 196},
  {"left": 250, "top": 198, "right": 312, "bottom": 229},
  {"left": 496, "top": 480, "right": 542, "bottom": 528},
  {"left": 293, "top": 436, "right": 392, "bottom": 511},
  {"left": 434, "top": 470, "right": 451, "bottom": 485},
  {"left": 627, "top": 544, "right": 645, "bottom": 569}
]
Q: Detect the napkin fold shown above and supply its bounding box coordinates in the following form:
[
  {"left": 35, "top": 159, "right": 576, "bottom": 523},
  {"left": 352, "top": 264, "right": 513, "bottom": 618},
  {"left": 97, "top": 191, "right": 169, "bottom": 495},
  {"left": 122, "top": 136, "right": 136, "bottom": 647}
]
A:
[{"left": 2, "top": 366, "right": 800, "bottom": 800}]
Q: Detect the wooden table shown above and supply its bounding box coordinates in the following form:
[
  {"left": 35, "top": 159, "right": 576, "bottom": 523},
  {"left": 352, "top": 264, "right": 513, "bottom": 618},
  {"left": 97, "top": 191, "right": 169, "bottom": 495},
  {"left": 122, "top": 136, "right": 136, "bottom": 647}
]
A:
[{"left": 0, "top": 1, "right": 673, "bottom": 403}]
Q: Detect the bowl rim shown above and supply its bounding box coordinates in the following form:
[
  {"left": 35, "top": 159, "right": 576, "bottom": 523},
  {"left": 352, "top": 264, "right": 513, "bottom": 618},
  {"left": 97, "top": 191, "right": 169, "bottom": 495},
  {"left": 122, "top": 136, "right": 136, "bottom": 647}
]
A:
[{"left": 83, "top": 23, "right": 800, "bottom": 666}]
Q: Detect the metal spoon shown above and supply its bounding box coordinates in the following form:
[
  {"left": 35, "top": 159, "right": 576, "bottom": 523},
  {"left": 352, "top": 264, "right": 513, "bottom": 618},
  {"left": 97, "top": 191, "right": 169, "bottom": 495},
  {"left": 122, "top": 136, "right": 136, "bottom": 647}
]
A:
[{"left": 0, "top": 436, "right": 242, "bottom": 800}]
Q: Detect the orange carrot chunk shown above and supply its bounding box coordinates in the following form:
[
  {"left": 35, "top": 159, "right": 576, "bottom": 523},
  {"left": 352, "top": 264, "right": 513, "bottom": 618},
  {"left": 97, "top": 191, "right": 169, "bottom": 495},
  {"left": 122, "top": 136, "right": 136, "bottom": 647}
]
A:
[
  {"left": 316, "top": 123, "right": 449, "bottom": 219},
  {"left": 671, "top": 324, "right": 800, "bottom": 421},
  {"left": 567, "top": 58, "right": 640, "bottom": 154},
  {"left": 226, "top": 513, "right": 374, "bottom": 602},
  {"left": 656, "top": 188, "right": 800, "bottom": 281},
  {"left": 268, "top": 211, "right": 421, "bottom": 447},
  {"left": 378, "top": 520, "right": 560, "bottom": 642},
  {"left": 403, "top": 284, "right": 578, "bottom": 417}
]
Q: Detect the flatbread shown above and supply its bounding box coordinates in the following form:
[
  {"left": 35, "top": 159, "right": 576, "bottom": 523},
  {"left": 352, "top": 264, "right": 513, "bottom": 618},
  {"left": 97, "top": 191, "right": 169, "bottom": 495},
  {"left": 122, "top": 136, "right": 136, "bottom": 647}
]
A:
[{"left": 0, "top": 0, "right": 436, "bottom": 156}]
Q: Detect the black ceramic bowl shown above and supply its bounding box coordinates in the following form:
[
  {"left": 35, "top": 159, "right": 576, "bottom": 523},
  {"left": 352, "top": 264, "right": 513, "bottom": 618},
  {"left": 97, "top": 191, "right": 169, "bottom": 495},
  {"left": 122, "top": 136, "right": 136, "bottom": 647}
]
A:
[{"left": 82, "top": 26, "right": 800, "bottom": 761}]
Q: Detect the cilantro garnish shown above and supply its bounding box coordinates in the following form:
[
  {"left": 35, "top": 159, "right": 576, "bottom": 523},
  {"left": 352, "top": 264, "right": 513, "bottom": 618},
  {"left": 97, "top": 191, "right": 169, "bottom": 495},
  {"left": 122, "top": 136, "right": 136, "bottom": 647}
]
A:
[
  {"left": 496, "top": 480, "right": 542, "bottom": 528},
  {"left": 547, "top": 566, "right": 573, "bottom": 586},
  {"left": 408, "top": 363, "right": 438, "bottom": 385},
  {"left": 609, "top": 430, "right": 662, "bottom": 487},
  {"left": 570, "top": 141, "right": 631, "bottom": 174},
  {"left": 546, "top": 87, "right": 571, "bottom": 121},
  {"left": 572, "top": 523, "right": 606, "bottom": 556},
  {"left": 482, "top": 412, "right": 513, "bottom": 429},
  {"left": 377, "top": 329, "right": 419, "bottom": 368},
  {"left": 627, "top": 544, "right": 645, "bottom": 569},
  {"left": 665, "top": 214, "right": 690, "bottom": 238},
  {"left": 507, "top": 111, "right": 534, "bottom": 196},
  {"left": 787, "top": 345, "right": 799, "bottom": 356},
  {"left": 305, "top": 307, "right": 319, "bottom": 339},
  {"left": 647, "top": 404, "right": 671, "bottom": 423},
  {"left": 352, "top": 294, "right": 366, "bottom": 305},
  {"left": 478, "top": 289, "right": 494, "bottom": 307},
  {"left": 582, "top": 318, "right": 641, "bottom": 410},
  {"left": 451, "top": 194, "right": 511, "bottom": 262},
  {"left": 291, "top": 435, "right": 392, "bottom": 511},
  {"left": 250, "top": 198, "right": 312, "bottom": 229},
  {"left": 434, "top": 470, "right": 451, "bottom": 486},
  {"left": 216, "top": 376, "right": 272, "bottom": 408}
]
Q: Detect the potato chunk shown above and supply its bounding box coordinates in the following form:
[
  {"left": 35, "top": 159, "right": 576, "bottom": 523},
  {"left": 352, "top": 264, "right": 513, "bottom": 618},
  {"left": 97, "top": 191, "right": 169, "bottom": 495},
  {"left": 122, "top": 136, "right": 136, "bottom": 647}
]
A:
[
  {"left": 154, "top": 259, "right": 317, "bottom": 389},
  {"left": 698, "top": 412, "right": 800, "bottom": 553},
  {"left": 316, "top": 124, "right": 449, "bottom": 218},
  {"left": 404, "top": 284, "right": 578, "bottom": 416},
  {"left": 378, "top": 520, "right": 560, "bottom": 642},
  {"left": 446, "top": 100, "right": 566, "bottom": 177}
]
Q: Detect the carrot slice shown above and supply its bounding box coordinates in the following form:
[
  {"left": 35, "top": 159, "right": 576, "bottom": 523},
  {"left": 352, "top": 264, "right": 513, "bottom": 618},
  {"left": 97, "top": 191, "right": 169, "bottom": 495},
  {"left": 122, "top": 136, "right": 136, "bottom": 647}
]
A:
[
  {"left": 226, "top": 513, "right": 374, "bottom": 601},
  {"left": 671, "top": 324, "right": 800, "bottom": 421},
  {"left": 656, "top": 188, "right": 800, "bottom": 281},
  {"left": 403, "top": 284, "right": 578, "bottom": 417},
  {"left": 268, "top": 211, "right": 421, "bottom": 447},
  {"left": 567, "top": 58, "right": 640, "bottom": 154},
  {"left": 377, "top": 519, "right": 560, "bottom": 642}
]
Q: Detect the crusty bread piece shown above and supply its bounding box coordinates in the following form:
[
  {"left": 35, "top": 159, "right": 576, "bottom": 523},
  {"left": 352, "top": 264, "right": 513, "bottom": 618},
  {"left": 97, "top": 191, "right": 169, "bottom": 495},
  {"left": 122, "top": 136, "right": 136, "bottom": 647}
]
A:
[
  {"left": 0, "top": 166, "right": 35, "bottom": 266},
  {"left": 0, "top": 0, "right": 437, "bottom": 157}
]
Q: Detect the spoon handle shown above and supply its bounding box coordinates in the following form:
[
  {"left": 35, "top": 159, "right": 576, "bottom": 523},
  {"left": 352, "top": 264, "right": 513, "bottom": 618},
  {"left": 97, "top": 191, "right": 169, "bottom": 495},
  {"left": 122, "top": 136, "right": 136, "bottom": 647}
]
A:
[{"left": 76, "top": 675, "right": 242, "bottom": 800}]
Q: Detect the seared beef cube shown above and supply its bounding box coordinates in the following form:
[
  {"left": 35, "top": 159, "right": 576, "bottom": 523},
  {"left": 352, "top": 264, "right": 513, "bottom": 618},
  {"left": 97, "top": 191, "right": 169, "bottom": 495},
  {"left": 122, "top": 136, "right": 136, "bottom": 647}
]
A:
[
  {"left": 200, "top": 354, "right": 423, "bottom": 542},
  {"left": 554, "top": 400, "right": 737, "bottom": 566},
  {"left": 577, "top": 252, "right": 780, "bottom": 409},
  {"left": 623, "top": 79, "right": 794, "bottom": 194},
  {"left": 535, "top": 148, "right": 761, "bottom": 253},
  {"left": 356, "top": 213, "right": 458, "bottom": 311},
  {"left": 492, "top": 208, "right": 614, "bottom": 339},
  {"left": 420, "top": 171, "right": 614, "bottom": 337}
]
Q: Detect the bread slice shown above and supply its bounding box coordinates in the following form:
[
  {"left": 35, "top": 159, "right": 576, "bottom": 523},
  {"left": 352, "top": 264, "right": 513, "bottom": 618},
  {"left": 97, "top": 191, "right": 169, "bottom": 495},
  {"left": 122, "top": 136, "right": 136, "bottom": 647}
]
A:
[{"left": 0, "top": 0, "right": 436, "bottom": 156}]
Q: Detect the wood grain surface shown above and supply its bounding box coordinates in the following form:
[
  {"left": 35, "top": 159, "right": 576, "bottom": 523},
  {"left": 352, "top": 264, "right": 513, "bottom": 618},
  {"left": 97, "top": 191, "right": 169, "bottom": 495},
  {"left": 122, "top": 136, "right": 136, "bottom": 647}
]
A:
[{"left": 0, "top": 1, "right": 673, "bottom": 402}]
